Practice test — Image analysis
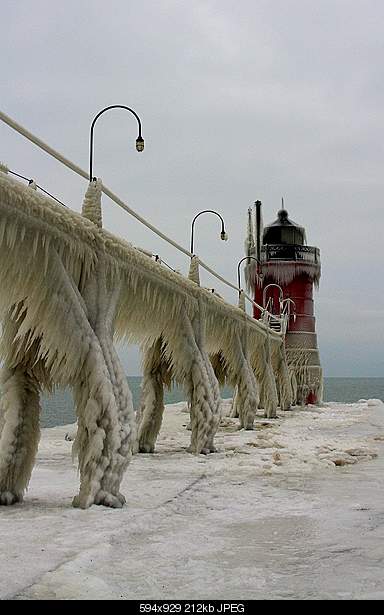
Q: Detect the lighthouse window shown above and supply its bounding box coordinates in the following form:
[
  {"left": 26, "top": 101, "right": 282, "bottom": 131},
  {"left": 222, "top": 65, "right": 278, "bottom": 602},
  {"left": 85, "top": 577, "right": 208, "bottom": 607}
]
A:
[
  {"left": 281, "top": 228, "right": 294, "bottom": 244},
  {"left": 280, "top": 228, "right": 304, "bottom": 245}
]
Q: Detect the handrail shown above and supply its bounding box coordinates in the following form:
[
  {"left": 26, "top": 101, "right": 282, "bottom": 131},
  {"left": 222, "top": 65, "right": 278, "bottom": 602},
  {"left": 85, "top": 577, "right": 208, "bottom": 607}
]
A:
[
  {"left": 0, "top": 110, "right": 285, "bottom": 332},
  {"left": 261, "top": 297, "right": 273, "bottom": 323},
  {"left": 281, "top": 298, "right": 296, "bottom": 318},
  {"left": 262, "top": 243, "right": 320, "bottom": 263}
]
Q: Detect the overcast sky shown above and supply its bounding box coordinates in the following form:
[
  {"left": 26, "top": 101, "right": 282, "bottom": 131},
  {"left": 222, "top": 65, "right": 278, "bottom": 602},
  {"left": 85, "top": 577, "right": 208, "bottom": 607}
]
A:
[{"left": 2, "top": 0, "right": 383, "bottom": 376}]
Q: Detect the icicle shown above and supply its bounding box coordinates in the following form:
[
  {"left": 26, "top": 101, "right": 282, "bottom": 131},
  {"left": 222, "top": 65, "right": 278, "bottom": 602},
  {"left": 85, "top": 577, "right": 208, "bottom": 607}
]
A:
[
  {"left": 238, "top": 290, "right": 246, "bottom": 312},
  {"left": 43, "top": 242, "right": 50, "bottom": 276},
  {"left": 81, "top": 179, "right": 103, "bottom": 228},
  {"left": 188, "top": 255, "right": 200, "bottom": 285},
  {"left": 0, "top": 219, "right": 6, "bottom": 247},
  {"left": 261, "top": 261, "right": 321, "bottom": 287},
  {"left": 32, "top": 232, "right": 39, "bottom": 256},
  {"left": 7, "top": 223, "right": 18, "bottom": 250}
]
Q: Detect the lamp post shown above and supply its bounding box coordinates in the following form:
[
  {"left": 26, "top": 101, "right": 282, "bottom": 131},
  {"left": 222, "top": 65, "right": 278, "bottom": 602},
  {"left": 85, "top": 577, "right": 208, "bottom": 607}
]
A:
[
  {"left": 237, "top": 256, "right": 260, "bottom": 298},
  {"left": 190, "top": 210, "right": 228, "bottom": 255},
  {"left": 89, "top": 104, "right": 144, "bottom": 182}
]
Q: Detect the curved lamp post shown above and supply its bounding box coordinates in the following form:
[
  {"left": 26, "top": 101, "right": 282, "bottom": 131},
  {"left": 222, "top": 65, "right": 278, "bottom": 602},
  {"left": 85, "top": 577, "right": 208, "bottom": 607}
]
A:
[
  {"left": 89, "top": 104, "right": 144, "bottom": 181},
  {"left": 190, "top": 210, "right": 228, "bottom": 255},
  {"left": 237, "top": 256, "right": 260, "bottom": 298}
]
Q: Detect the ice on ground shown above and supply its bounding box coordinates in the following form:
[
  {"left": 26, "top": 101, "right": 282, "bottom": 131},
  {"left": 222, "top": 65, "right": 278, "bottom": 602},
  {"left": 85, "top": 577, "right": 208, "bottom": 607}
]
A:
[{"left": 1, "top": 400, "right": 384, "bottom": 600}]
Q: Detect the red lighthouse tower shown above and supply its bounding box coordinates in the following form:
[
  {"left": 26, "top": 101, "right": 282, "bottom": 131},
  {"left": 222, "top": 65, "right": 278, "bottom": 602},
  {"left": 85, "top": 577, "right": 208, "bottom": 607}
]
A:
[{"left": 246, "top": 202, "right": 322, "bottom": 405}]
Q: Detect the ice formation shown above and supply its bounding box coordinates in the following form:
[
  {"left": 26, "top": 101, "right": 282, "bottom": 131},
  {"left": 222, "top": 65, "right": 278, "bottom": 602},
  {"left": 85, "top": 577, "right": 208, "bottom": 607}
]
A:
[{"left": 0, "top": 170, "right": 291, "bottom": 507}]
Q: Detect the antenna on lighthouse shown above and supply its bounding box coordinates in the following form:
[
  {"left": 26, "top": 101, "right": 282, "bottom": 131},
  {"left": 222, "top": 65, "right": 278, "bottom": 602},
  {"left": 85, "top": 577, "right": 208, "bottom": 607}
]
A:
[{"left": 255, "top": 200, "right": 262, "bottom": 264}]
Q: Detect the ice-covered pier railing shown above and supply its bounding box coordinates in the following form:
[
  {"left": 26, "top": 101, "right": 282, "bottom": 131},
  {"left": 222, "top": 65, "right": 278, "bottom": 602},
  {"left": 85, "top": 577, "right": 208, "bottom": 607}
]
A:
[{"left": 0, "top": 112, "right": 291, "bottom": 509}]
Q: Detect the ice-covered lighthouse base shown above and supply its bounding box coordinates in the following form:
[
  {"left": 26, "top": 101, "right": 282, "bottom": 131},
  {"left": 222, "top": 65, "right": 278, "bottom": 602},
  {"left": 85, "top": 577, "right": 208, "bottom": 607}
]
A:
[{"left": 0, "top": 399, "right": 383, "bottom": 601}]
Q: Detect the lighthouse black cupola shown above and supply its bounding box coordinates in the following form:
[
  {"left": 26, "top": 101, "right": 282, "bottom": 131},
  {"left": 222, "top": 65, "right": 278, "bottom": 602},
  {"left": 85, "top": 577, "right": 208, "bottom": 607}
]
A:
[
  {"left": 261, "top": 208, "right": 319, "bottom": 270},
  {"left": 263, "top": 208, "right": 306, "bottom": 247}
]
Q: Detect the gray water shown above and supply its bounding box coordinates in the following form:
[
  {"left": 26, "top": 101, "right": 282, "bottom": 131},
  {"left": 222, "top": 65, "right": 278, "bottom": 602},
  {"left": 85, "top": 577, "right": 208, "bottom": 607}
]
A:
[{"left": 41, "top": 377, "right": 384, "bottom": 428}]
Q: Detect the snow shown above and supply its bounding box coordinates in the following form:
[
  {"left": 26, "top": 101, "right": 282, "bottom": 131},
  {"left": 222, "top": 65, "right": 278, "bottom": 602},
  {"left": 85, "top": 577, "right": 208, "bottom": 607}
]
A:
[{"left": 1, "top": 399, "right": 384, "bottom": 600}]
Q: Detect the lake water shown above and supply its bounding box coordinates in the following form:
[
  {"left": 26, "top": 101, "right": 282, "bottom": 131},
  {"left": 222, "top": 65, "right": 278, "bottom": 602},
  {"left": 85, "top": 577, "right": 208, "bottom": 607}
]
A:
[{"left": 41, "top": 377, "right": 384, "bottom": 428}]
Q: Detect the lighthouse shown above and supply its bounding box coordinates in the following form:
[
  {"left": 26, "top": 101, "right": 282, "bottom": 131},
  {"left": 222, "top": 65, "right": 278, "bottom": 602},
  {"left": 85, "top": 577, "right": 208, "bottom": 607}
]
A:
[{"left": 245, "top": 202, "right": 323, "bottom": 405}]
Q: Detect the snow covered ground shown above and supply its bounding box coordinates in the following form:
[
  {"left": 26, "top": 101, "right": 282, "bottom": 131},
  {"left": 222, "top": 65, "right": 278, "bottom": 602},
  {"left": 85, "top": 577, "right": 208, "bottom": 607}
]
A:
[{"left": 1, "top": 399, "right": 384, "bottom": 600}]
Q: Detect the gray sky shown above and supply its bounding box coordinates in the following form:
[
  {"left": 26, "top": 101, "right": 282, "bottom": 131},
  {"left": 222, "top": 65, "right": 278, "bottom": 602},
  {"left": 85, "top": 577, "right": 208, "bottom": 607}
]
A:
[{"left": 1, "top": 0, "right": 383, "bottom": 376}]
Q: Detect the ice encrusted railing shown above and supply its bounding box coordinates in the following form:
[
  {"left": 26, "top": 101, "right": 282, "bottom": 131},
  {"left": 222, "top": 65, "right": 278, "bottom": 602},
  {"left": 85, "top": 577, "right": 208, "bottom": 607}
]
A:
[{"left": 0, "top": 109, "right": 283, "bottom": 331}]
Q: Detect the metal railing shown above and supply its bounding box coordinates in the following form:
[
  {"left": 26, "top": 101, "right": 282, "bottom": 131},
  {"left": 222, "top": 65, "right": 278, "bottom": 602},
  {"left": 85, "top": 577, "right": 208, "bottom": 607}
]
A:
[
  {"left": 260, "top": 295, "right": 296, "bottom": 335},
  {"left": 262, "top": 244, "right": 320, "bottom": 264}
]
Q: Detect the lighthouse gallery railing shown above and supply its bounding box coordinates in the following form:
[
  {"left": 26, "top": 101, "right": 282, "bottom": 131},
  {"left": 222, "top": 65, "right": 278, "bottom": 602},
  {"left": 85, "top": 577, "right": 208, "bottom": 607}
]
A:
[{"left": 262, "top": 244, "right": 320, "bottom": 264}]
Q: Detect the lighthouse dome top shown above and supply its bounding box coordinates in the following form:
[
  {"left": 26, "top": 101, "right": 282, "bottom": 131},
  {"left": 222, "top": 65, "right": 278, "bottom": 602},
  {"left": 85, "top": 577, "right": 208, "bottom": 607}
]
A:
[
  {"left": 277, "top": 208, "right": 289, "bottom": 222},
  {"left": 263, "top": 208, "right": 306, "bottom": 246}
]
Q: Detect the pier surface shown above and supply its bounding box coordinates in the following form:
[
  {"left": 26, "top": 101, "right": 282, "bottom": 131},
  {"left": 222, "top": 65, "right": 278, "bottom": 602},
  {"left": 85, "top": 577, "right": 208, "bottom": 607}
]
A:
[{"left": 1, "top": 400, "right": 383, "bottom": 601}]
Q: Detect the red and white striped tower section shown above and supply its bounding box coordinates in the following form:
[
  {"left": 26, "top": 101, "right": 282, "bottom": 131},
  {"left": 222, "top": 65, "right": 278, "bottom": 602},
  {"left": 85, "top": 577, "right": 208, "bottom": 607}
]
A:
[{"left": 245, "top": 201, "right": 323, "bottom": 405}]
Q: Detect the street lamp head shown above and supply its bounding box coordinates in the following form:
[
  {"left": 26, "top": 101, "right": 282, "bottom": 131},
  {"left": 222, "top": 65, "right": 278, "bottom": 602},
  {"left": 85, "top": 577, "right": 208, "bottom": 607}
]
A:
[
  {"left": 136, "top": 136, "right": 145, "bottom": 152},
  {"left": 220, "top": 231, "right": 228, "bottom": 241}
]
